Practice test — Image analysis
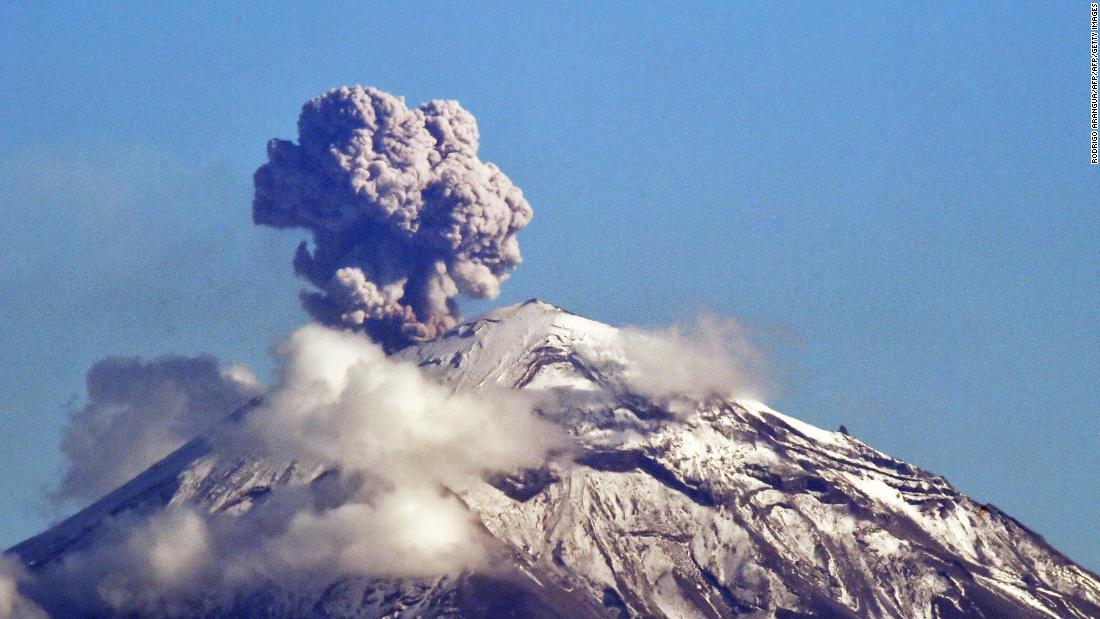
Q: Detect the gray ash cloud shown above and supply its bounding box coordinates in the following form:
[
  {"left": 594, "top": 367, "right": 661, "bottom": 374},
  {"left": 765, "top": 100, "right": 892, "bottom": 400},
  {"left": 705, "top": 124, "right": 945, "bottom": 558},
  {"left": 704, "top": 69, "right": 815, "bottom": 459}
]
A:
[
  {"left": 253, "top": 86, "right": 532, "bottom": 349},
  {"left": 55, "top": 355, "right": 259, "bottom": 504}
]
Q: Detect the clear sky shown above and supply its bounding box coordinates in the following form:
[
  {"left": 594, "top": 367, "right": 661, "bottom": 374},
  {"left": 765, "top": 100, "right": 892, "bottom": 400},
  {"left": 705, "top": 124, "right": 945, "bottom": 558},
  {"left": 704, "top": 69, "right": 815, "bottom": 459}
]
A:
[{"left": 0, "top": 2, "right": 1096, "bottom": 571}]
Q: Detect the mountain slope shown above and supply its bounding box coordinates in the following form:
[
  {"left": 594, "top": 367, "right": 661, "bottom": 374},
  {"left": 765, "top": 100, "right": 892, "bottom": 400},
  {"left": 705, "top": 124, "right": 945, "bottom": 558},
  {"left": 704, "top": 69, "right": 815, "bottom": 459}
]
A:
[{"left": 11, "top": 300, "right": 1100, "bottom": 618}]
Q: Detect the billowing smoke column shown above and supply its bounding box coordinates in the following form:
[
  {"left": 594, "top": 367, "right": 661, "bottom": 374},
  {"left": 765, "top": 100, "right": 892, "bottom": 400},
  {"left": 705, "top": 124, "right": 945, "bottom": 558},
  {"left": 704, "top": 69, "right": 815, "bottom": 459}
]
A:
[{"left": 253, "top": 86, "right": 532, "bottom": 349}]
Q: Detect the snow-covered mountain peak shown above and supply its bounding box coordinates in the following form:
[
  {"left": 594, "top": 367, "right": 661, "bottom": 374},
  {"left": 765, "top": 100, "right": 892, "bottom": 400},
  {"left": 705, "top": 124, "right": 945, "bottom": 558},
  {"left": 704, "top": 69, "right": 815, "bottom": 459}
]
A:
[
  {"left": 10, "top": 303, "right": 1100, "bottom": 618},
  {"left": 403, "top": 299, "right": 617, "bottom": 391}
]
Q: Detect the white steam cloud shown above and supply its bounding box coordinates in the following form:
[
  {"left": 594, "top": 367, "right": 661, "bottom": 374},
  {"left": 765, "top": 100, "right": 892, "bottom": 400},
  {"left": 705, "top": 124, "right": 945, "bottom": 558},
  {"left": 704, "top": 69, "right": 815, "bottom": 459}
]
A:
[
  {"left": 28, "top": 325, "right": 564, "bottom": 615},
  {"left": 242, "top": 324, "right": 559, "bottom": 489},
  {"left": 253, "top": 86, "right": 532, "bottom": 349},
  {"left": 226, "top": 323, "right": 564, "bottom": 579},
  {"left": 34, "top": 508, "right": 213, "bottom": 615},
  {"left": 56, "top": 355, "right": 261, "bottom": 503}
]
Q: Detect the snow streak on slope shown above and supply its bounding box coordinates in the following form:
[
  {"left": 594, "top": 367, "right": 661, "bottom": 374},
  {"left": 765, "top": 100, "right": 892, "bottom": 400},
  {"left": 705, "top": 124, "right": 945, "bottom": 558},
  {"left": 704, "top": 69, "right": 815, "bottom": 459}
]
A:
[{"left": 10, "top": 301, "right": 1100, "bottom": 618}]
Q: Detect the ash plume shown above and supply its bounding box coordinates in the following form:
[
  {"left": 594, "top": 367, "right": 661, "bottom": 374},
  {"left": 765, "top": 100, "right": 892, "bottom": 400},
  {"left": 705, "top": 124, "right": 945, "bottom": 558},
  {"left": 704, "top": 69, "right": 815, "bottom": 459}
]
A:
[{"left": 253, "top": 86, "right": 532, "bottom": 349}]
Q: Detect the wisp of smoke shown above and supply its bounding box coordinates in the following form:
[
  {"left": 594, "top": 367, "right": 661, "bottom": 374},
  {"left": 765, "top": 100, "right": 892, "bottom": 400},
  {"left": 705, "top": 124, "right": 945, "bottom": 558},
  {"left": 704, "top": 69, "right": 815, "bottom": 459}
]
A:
[
  {"left": 577, "top": 312, "right": 771, "bottom": 413},
  {"left": 253, "top": 86, "right": 532, "bottom": 349}
]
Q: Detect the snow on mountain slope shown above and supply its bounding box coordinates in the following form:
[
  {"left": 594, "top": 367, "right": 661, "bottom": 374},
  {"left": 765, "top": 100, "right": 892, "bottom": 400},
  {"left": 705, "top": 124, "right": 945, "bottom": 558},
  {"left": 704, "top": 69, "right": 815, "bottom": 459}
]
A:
[{"left": 10, "top": 300, "right": 1100, "bottom": 618}]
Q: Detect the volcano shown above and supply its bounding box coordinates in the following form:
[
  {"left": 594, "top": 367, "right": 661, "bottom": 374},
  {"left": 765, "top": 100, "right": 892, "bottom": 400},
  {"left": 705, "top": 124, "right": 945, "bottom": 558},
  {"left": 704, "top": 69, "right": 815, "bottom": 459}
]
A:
[{"left": 10, "top": 301, "right": 1100, "bottom": 618}]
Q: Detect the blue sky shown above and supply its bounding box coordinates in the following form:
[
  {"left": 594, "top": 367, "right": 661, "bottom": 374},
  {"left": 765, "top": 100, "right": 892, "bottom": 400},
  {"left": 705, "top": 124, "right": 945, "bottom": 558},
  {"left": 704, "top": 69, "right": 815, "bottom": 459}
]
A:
[{"left": 1, "top": 2, "right": 1096, "bottom": 570}]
